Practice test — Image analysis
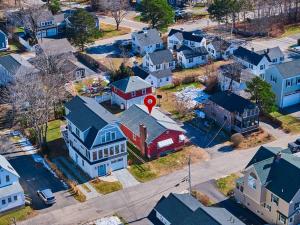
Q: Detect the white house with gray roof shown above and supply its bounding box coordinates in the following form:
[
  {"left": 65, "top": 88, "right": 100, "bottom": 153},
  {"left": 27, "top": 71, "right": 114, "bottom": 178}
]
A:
[
  {"left": 167, "top": 29, "right": 206, "bottom": 50},
  {"left": 0, "top": 30, "right": 8, "bottom": 52},
  {"left": 64, "top": 96, "right": 128, "bottom": 177},
  {"left": 265, "top": 59, "right": 300, "bottom": 108},
  {"left": 131, "top": 29, "right": 163, "bottom": 56},
  {"left": 0, "top": 155, "right": 25, "bottom": 213},
  {"left": 35, "top": 38, "right": 74, "bottom": 57},
  {"left": 0, "top": 54, "right": 38, "bottom": 86},
  {"left": 143, "top": 49, "right": 175, "bottom": 73},
  {"left": 207, "top": 37, "right": 236, "bottom": 60},
  {"left": 177, "top": 46, "right": 208, "bottom": 68}
]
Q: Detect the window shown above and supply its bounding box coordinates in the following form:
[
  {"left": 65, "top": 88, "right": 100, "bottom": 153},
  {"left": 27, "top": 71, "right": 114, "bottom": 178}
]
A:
[
  {"left": 273, "top": 58, "right": 277, "bottom": 63},
  {"left": 131, "top": 91, "right": 136, "bottom": 97},
  {"left": 75, "top": 128, "right": 80, "bottom": 137},
  {"left": 110, "top": 147, "right": 114, "bottom": 156},
  {"left": 121, "top": 143, "right": 125, "bottom": 152},
  {"left": 297, "top": 77, "right": 300, "bottom": 85},
  {"left": 169, "top": 62, "right": 173, "bottom": 67},
  {"left": 111, "top": 132, "right": 116, "bottom": 140},
  {"left": 279, "top": 213, "right": 286, "bottom": 224},
  {"left": 188, "top": 58, "right": 193, "bottom": 63},
  {"left": 6, "top": 175, "right": 9, "bottom": 182},
  {"left": 156, "top": 43, "right": 160, "bottom": 48},
  {"left": 13, "top": 196, "right": 17, "bottom": 201},
  {"left": 106, "top": 132, "right": 111, "bottom": 142},
  {"left": 142, "top": 89, "right": 146, "bottom": 95},
  {"left": 92, "top": 151, "right": 97, "bottom": 161},
  {"left": 133, "top": 134, "right": 136, "bottom": 141},
  {"left": 280, "top": 56, "right": 284, "bottom": 61},
  {"left": 101, "top": 135, "right": 105, "bottom": 143},
  {"left": 202, "top": 56, "right": 206, "bottom": 60},
  {"left": 104, "top": 148, "right": 108, "bottom": 157},
  {"left": 295, "top": 202, "right": 300, "bottom": 211},
  {"left": 98, "top": 150, "right": 103, "bottom": 159},
  {"left": 2, "top": 199, "right": 5, "bottom": 205},
  {"left": 271, "top": 74, "right": 277, "bottom": 83},
  {"left": 260, "top": 74, "right": 265, "bottom": 80},
  {"left": 286, "top": 79, "right": 292, "bottom": 87},
  {"left": 260, "top": 64, "right": 265, "bottom": 70},
  {"left": 249, "top": 64, "right": 253, "bottom": 69},
  {"left": 8, "top": 197, "right": 11, "bottom": 203},
  {"left": 271, "top": 193, "right": 279, "bottom": 205},
  {"left": 156, "top": 64, "right": 161, "bottom": 70},
  {"left": 264, "top": 204, "right": 271, "bottom": 212},
  {"left": 82, "top": 160, "right": 84, "bottom": 166},
  {"left": 41, "top": 22, "right": 45, "bottom": 26},
  {"left": 115, "top": 145, "right": 120, "bottom": 154},
  {"left": 247, "top": 173, "right": 257, "bottom": 189}
]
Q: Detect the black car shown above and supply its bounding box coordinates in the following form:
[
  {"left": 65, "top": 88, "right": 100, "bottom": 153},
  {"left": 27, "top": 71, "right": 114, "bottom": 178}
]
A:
[{"left": 288, "top": 138, "right": 300, "bottom": 152}]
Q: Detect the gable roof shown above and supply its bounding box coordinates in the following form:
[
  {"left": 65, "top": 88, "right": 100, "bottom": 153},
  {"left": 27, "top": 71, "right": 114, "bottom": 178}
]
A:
[
  {"left": 132, "top": 66, "right": 149, "bottom": 80},
  {"left": 148, "top": 49, "right": 174, "bottom": 65},
  {"left": 110, "top": 76, "right": 152, "bottom": 93},
  {"left": 234, "top": 46, "right": 266, "bottom": 66},
  {"left": 256, "top": 47, "right": 284, "bottom": 62},
  {"left": 209, "top": 37, "right": 231, "bottom": 52},
  {"left": 208, "top": 91, "right": 257, "bottom": 114},
  {"left": 153, "top": 193, "right": 245, "bottom": 225},
  {"left": 120, "top": 104, "right": 185, "bottom": 144},
  {"left": 37, "top": 38, "right": 74, "bottom": 56},
  {"left": 132, "top": 67, "right": 172, "bottom": 80},
  {"left": 178, "top": 46, "right": 208, "bottom": 59},
  {"left": 168, "top": 29, "right": 204, "bottom": 43},
  {"left": 132, "top": 29, "right": 163, "bottom": 47},
  {"left": 0, "top": 155, "right": 19, "bottom": 177},
  {"left": 269, "top": 59, "right": 300, "bottom": 79},
  {"left": 246, "top": 146, "right": 300, "bottom": 202},
  {"left": 65, "top": 96, "right": 117, "bottom": 148},
  {"left": 150, "top": 68, "right": 172, "bottom": 79}
]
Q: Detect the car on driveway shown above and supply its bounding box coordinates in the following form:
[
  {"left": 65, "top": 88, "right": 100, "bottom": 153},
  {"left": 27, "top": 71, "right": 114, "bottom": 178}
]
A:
[
  {"left": 37, "top": 189, "right": 56, "bottom": 205},
  {"left": 288, "top": 138, "right": 300, "bottom": 152}
]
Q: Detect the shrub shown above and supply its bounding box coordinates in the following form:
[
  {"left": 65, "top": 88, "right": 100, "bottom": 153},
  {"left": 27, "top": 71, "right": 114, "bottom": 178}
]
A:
[
  {"left": 231, "top": 133, "right": 244, "bottom": 147},
  {"left": 181, "top": 75, "right": 196, "bottom": 84},
  {"left": 191, "top": 190, "right": 212, "bottom": 206}
]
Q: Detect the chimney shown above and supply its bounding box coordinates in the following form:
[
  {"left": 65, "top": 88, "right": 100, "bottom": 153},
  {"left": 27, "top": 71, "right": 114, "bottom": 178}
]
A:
[
  {"left": 251, "top": 47, "right": 254, "bottom": 52},
  {"left": 139, "top": 124, "right": 147, "bottom": 157}
]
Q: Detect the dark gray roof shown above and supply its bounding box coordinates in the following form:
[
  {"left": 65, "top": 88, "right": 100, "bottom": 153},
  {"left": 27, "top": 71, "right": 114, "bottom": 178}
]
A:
[
  {"left": 132, "top": 29, "right": 163, "bottom": 47},
  {"left": 132, "top": 66, "right": 149, "bottom": 80},
  {"left": 110, "top": 76, "right": 152, "bottom": 93},
  {"left": 247, "top": 146, "right": 300, "bottom": 202},
  {"left": 0, "top": 155, "right": 19, "bottom": 177},
  {"left": 132, "top": 67, "right": 172, "bottom": 79},
  {"left": 152, "top": 193, "right": 245, "bottom": 225},
  {"left": 209, "top": 91, "right": 257, "bottom": 113},
  {"left": 0, "top": 30, "right": 7, "bottom": 44},
  {"left": 234, "top": 47, "right": 266, "bottom": 66},
  {"left": 168, "top": 29, "right": 204, "bottom": 43},
  {"left": 150, "top": 68, "right": 172, "bottom": 78},
  {"left": 37, "top": 38, "right": 74, "bottom": 56},
  {"left": 256, "top": 47, "right": 284, "bottom": 62},
  {"left": 210, "top": 37, "right": 231, "bottom": 52},
  {"left": 178, "top": 46, "right": 208, "bottom": 59},
  {"left": 65, "top": 96, "right": 117, "bottom": 148},
  {"left": 271, "top": 59, "right": 300, "bottom": 79},
  {"left": 148, "top": 49, "right": 174, "bottom": 65},
  {"left": 120, "top": 104, "right": 185, "bottom": 144}
]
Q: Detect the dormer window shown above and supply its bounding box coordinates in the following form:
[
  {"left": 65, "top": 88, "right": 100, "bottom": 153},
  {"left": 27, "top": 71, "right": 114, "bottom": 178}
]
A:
[
  {"left": 5, "top": 175, "right": 9, "bottom": 182},
  {"left": 111, "top": 132, "right": 116, "bottom": 140},
  {"left": 75, "top": 128, "right": 80, "bottom": 137},
  {"left": 247, "top": 172, "right": 257, "bottom": 189},
  {"left": 271, "top": 193, "right": 279, "bottom": 205}
]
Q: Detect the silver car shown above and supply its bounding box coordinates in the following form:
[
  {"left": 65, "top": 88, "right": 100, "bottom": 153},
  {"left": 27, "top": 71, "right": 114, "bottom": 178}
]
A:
[{"left": 37, "top": 189, "right": 56, "bottom": 205}]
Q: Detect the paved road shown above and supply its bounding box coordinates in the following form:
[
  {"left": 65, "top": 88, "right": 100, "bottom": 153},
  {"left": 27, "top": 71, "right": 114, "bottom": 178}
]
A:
[{"left": 19, "top": 132, "right": 299, "bottom": 225}]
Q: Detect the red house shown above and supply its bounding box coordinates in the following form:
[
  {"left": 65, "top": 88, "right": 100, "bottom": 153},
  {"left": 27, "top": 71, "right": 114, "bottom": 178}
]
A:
[
  {"left": 110, "top": 76, "right": 153, "bottom": 109},
  {"left": 119, "top": 104, "right": 186, "bottom": 159}
]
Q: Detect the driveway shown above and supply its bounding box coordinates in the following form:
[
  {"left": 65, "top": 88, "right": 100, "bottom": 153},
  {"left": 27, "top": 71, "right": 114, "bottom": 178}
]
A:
[
  {"left": 112, "top": 169, "right": 139, "bottom": 188},
  {"left": 9, "top": 154, "right": 76, "bottom": 213}
]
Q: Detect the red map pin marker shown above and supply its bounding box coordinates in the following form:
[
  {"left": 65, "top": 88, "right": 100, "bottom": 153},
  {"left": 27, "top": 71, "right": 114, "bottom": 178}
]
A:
[{"left": 144, "top": 95, "right": 156, "bottom": 114}]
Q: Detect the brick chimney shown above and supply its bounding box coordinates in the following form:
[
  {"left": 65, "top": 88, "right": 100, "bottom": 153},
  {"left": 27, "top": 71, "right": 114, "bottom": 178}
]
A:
[{"left": 139, "top": 124, "right": 147, "bottom": 156}]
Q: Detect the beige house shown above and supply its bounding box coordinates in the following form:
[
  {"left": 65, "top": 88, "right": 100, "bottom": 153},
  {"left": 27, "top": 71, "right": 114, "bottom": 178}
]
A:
[{"left": 235, "top": 146, "right": 300, "bottom": 225}]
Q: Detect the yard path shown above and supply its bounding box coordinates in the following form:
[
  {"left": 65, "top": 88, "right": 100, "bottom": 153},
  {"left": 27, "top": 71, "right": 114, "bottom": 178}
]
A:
[{"left": 19, "top": 132, "right": 299, "bottom": 225}]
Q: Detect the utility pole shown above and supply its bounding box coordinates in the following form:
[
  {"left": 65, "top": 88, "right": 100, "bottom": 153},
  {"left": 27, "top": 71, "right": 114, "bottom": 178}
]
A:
[{"left": 188, "top": 154, "right": 191, "bottom": 195}]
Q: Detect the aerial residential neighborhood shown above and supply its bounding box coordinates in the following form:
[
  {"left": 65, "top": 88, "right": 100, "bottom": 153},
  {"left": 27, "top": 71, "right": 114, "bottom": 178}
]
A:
[{"left": 0, "top": 0, "right": 300, "bottom": 224}]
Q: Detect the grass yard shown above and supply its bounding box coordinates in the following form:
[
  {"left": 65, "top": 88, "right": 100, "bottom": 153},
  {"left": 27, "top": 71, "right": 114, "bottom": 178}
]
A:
[
  {"left": 236, "top": 128, "right": 274, "bottom": 149},
  {"left": 128, "top": 145, "right": 209, "bottom": 182},
  {"left": 46, "top": 120, "right": 64, "bottom": 142},
  {"left": 270, "top": 111, "right": 300, "bottom": 133},
  {"left": 281, "top": 24, "right": 300, "bottom": 37},
  {"left": 0, "top": 206, "right": 36, "bottom": 225},
  {"left": 133, "top": 15, "right": 142, "bottom": 22},
  {"left": 90, "top": 179, "right": 123, "bottom": 194},
  {"left": 216, "top": 173, "right": 240, "bottom": 196},
  {"left": 100, "top": 23, "right": 131, "bottom": 39}
]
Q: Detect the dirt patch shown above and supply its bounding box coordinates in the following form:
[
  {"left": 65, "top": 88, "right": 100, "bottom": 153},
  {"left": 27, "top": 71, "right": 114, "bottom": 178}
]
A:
[{"left": 236, "top": 128, "right": 274, "bottom": 149}]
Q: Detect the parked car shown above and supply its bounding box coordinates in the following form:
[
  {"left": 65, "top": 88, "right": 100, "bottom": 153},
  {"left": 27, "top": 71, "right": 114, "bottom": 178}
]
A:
[
  {"left": 288, "top": 138, "right": 300, "bottom": 152},
  {"left": 37, "top": 189, "right": 56, "bottom": 205}
]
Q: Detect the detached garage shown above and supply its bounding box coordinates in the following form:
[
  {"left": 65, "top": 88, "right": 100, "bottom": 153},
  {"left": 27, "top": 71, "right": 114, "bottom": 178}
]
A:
[{"left": 282, "top": 93, "right": 300, "bottom": 108}]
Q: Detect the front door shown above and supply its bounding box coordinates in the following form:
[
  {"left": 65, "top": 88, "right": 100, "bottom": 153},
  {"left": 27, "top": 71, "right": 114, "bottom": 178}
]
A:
[{"left": 98, "top": 164, "right": 106, "bottom": 176}]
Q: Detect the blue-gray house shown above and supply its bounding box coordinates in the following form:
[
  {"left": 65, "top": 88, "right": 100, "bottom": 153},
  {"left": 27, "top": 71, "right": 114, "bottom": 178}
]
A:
[{"left": 0, "top": 30, "right": 8, "bottom": 51}]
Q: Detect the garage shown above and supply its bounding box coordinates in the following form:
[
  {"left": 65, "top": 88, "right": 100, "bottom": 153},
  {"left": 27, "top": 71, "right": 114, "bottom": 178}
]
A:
[
  {"left": 46, "top": 28, "right": 58, "bottom": 37},
  {"left": 110, "top": 158, "right": 124, "bottom": 171},
  {"left": 282, "top": 93, "right": 300, "bottom": 108}
]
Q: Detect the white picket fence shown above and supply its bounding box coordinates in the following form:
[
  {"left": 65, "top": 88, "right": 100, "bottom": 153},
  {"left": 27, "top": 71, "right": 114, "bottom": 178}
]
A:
[{"left": 95, "top": 93, "right": 111, "bottom": 103}]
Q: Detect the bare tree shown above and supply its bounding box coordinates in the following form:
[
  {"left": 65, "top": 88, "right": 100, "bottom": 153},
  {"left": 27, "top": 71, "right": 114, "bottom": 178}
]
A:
[
  {"left": 108, "top": 0, "right": 129, "bottom": 30},
  {"left": 9, "top": 55, "right": 72, "bottom": 150}
]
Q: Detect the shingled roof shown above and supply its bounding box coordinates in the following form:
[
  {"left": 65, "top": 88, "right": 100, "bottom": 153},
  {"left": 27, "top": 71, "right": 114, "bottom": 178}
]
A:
[
  {"left": 178, "top": 46, "right": 208, "bottom": 59},
  {"left": 168, "top": 29, "right": 204, "bottom": 43},
  {"left": 65, "top": 96, "right": 117, "bottom": 148},
  {"left": 233, "top": 46, "right": 266, "bottom": 66},
  {"left": 110, "top": 76, "right": 152, "bottom": 93},
  {"left": 148, "top": 49, "right": 174, "bottom": 65},
  {"left": 208, "top": 91, "right": 257, "bottom": 114},
  {"left": 209, "top": 37, "right": 231, "bottom": 52},
  {"left": 246, "top": 146, "right": 300, "bottom": 202},
  {"left": 120, "top": 104, "right": 185, "bottom": 144},
  {"left": 269, "top": 59, "right": 300, "bottom": 79},
  {"left": 132, "top": 29, "right": 163, "bottom": 47}
]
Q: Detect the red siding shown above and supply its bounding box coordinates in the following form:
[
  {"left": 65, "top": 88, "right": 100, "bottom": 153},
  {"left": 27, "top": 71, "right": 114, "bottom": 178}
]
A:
[
  {"left": 111, "top": 86, "right": 152, "bottom": 100},
  {"left": 120, "top": 124, "right": 185, "bottom": 159}
]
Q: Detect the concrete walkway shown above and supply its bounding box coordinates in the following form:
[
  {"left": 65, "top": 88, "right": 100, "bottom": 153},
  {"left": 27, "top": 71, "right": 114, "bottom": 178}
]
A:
[{"left": 112, "top": 169, "right": 140, "bottom": 188}]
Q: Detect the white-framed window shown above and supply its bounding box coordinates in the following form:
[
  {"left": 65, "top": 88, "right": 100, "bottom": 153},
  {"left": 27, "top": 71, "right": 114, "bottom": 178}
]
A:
[
  {"left": 131, "top": 91, "right": 136, "bottom": 97},
  {"left": 294, "top": 202, "right": 300, "bottom": 211},
  {"left": 13, "top": 196, "right": 17, "bottom": 201},
  {"left": 92, "top": 151, "right": 97, "bottom": 161},
  {"left": 279, "top": 213, "right": 286, "bottom": 224},
  {"left": 296, "top": 77, "right": 300, "bottom": 85},
  {"left": 271, "top": 193, "right": 279, "bottom": 205},
  {"left": 98, "top": 150, "right": 103, "bottom": 159},
  {"left": 115, "top": 145, "right": 120, "bottom": 154},
  {"left": 41, "top": 22, "right": 45, "bottom": 26},
  {"left": 142, "top": 89, "right": 146, "bottom": 95},
  {"left": 121, "top": 143, "right": 125, "bottom": 152},
  {"left": 260, "top": 64, "right": 265, "bottom": 70},
  {"left": 106, "top": 132, "right": 111, "bottom": 142},
  {"left": 271, "top": 74, "right": 277, "bottom": 83},
  {"left": 188, "top": 58, "right": 193, "bottom": 63},
  {"left": 75, "top": 128, "right": 80, "bottom": 137},
  {"left": 247, "top": 172, "right": 256, "bottom": 189},
  {"left": 103, "top": 148, "right": 108, "bottom": 157},
  {"left": 156, "top": 64, "right": 161, "bottom": 70},
  {"left": 133, "top": 133, "right": 136, "bottom": 141},
  {"left": 111, "top": 132, "right": 116, "bottom": 140},
  {"left": 286, "top": 79, "right": 292, "bottom": 87},
  {"left": 109, "top": 147, "right": 114, "bottom": 156},
  {"left": 101, "top": 135, "right": 105, "bottom": 143},
  {"left": 5, "top": 175, "right": 9, "bottom": 182}
]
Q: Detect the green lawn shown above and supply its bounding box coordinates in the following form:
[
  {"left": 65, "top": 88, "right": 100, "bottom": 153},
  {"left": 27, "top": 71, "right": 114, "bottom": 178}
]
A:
[
  {"left": 133, "top": 15, "right": 142, "bottom": 22},
  {"left": 90, "top": 179, "right": 123, "bottom": 194},
  {"left": 216, "top": 174, "right": 240, "bottom": 196},
  {"left": 100, "top": 23, "right": 131, "bottom": 39},
  {"left": 270, "top": 111, "right": 300, "bottom": 133},
  {"left": 0, "top": 206, "right": 35, "bottom": 225},
  {"left": 281, "top": 24, "right": 300, "bottom": 37},
  {"left": 46, "top": 120, "right": 64, "bottom": 142}
]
